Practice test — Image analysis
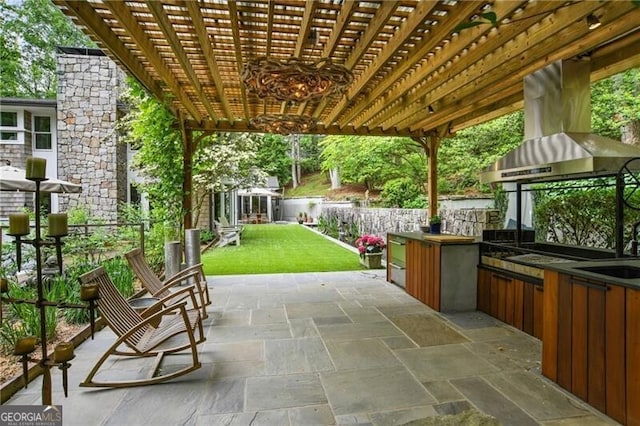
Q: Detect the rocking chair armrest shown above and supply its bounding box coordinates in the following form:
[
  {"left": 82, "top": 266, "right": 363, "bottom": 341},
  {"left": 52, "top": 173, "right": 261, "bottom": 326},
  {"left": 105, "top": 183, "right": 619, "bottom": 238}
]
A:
[
  {"left": 125, "top": 301, "right": 190, "bottom": 338},
  {"left": 155, "top": 284, "right": 200, "bottom": 310},
  {"left": 157, "top": 272, "right": 201, "bottom": 295},
  {"left": 163, "top": 268, "right": 201, "bottom": 288},
  {"left": 176, "top": 263, "right": 204, "bottom": 278}
]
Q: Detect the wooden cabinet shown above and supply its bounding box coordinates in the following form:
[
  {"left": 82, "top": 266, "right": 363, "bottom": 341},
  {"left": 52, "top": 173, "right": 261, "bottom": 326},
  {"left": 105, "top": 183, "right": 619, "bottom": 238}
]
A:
[
  {"left": 403, "top": 237, "right": 477, "bottom": 312},
  {"left": 627, "top": 288, "right": 640, "bottom": 426},
  {"left": 405, "top": 240, "right": 440, "bottom": 310},
  {"left": 543, "top": 270, "right": 639, "bottom": 425},
  {"left": 476, "top": 267, "right": 540, "bottom": 339}
]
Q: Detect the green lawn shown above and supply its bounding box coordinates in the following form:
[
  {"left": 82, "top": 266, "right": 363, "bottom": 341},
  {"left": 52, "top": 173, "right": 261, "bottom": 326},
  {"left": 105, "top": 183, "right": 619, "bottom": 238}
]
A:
[{"left": 201, "top": 224, "right": 366, "bottom": 275}]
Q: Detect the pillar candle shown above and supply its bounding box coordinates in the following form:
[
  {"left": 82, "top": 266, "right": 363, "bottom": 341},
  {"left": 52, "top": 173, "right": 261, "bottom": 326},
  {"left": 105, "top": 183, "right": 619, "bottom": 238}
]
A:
[
  {"left": 14, "top": 336, "right": 37, "bottom": 356},
  {"left": 26, "top": 157, "right": 46, "bottom": 179},
  {"left": 0, "top": 278, "right": 8, "bottom": 293},
  {"left": 8, "top": 213, "right": 30, "bottom": 236},
  {"left": 48, "top": 213, "right": 68, "bottom": 237},
  {"left": 53, "top": 342, "right": 74, "bottom": 363}
]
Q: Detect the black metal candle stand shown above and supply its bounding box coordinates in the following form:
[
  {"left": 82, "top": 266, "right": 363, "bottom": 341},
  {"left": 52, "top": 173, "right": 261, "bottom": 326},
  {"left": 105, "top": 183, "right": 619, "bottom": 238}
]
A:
[{"left": 0, "top": 177, "right": 96, "bottom": 405}]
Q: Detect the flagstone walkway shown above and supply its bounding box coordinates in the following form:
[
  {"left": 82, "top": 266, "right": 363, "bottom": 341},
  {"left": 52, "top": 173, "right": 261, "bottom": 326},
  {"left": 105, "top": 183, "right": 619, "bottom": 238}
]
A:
[{"left": 6, "top": 270, "right": 617, "bottom": 425}]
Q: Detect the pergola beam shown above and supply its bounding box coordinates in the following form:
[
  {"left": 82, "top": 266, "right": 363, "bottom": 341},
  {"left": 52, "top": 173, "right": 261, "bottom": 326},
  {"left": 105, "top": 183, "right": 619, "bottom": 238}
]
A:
[
  {"left": 379, "top": 0, "right": 605, "bottom": 131},
  {"left": 54, "top": 0, "right": 184, "bottom": 118},
  {"left": 322, "top": 0, "right": 481, "bottom": 127},
  {"left": 185, "top": 0, "right": 235, "bottom": 121},
  {"left": 101, "top": 1, "right": 202, "bottom": 121},
  {"left": 409, "top": 2, "right": 640, "bottom": 132},
  {"left": 185, "top": 119, "right": 428, "bottom": 138},
  {"left": 146, "top": 1, "right": 219, "bottom": 121},
  {"left": 352, "top": 0, "right": 549, "bottom": 129}
]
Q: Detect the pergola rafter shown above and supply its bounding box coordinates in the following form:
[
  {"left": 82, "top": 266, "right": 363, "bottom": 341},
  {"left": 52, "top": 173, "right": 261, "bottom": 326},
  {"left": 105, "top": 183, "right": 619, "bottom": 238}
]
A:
[
  {"left": 52, "top": 0, "right": 640, "bottom": 137},
  {"left": 51, "top": 0, "right": 640, "bottom": 221}
]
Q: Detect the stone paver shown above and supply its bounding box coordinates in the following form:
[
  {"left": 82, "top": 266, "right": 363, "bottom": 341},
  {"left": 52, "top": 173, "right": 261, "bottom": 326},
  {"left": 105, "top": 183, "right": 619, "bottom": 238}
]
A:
[{"left": 4, "top": 270, "right": 618, "bottom": 425}]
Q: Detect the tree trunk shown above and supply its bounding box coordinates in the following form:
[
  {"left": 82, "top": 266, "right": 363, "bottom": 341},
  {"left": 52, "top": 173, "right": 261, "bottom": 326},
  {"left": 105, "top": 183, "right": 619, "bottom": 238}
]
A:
[
  {"left": 329, "top": 168, "right": 341, "bottom": 189},
  {"left": 622, "top": 119, "right": 640, "bottom": 146},
  {"left": 291, "top": 135, "right": 299, "bottom": 188}
]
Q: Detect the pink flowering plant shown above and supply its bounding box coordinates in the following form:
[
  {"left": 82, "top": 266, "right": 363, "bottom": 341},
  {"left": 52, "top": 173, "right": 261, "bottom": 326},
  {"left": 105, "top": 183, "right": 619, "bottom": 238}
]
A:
[{"left": 355, "top": 234, "right": 386, "bottom": 258}]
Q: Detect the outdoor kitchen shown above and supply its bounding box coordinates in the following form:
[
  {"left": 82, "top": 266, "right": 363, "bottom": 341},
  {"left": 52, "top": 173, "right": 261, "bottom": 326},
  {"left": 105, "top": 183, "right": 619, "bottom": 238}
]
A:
[
  {"left": 389, "top": 59, "right": 640, "bottom": 425},
  {"left": 479, "top": 60, "right": 640, "bottom": 426}
]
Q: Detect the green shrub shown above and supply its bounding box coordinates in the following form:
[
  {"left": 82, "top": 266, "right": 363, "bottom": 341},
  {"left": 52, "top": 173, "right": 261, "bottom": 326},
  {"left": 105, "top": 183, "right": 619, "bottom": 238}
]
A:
[
  {"left": 0, "top": 281, "right": 59, "bottom": 353},
  {"left": 381, "top": 177, "right": 426, "bottom": 208}
]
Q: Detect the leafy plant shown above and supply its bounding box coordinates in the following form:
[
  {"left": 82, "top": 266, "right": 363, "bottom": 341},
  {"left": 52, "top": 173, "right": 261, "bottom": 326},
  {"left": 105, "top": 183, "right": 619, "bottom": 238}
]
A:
[
  {"left": 531, "top": 178, "right": 640, "bottom": 248},
  {"left": 453, "top": 12, "right": 498, "bottom": 33},
  {"left": 381, "top": 177, "right": 426, "bottom": 208},
  {"left": 103, "top": 256, "right": 135, "bottom": 299},
  {"left": 200, "top": 230, "right": 215, "bottom": 242},
  {"left": 429, "top": 215, "right": 442, "bottom": 225},
  {"left": 0, "top": 281, "right": 59, "bottom": 352}
]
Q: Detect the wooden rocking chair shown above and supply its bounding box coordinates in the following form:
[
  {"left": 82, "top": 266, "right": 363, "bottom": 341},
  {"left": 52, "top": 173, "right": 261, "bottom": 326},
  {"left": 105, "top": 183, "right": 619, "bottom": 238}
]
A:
[
  {"left": 125, "top": 248, "right": 211, "bottom": 319},
  {"left": 79, "top": 266, "right": 205, "bottom": 388}
]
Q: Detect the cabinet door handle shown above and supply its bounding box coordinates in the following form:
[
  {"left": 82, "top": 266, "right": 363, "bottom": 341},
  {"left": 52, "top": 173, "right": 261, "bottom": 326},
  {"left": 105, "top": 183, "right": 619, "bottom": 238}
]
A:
[
  {"left": 570, "top": 278, "right": 609, "bottom": 291},
  {"left": 534, "top": 285, "right": 544, "bottom": 292},
  {"left": 389, "top": 263, "right": 405, "bottom": 270},
  {"left": 390, "top": 240, "right": 406, "bottom": 246}
]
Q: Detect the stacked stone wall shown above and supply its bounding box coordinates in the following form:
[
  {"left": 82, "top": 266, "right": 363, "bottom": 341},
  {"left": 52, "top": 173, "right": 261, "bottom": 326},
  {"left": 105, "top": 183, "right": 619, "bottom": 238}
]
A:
[
  {"left": 320, "top": 207, "right": 502, "bottom": 239},
  {"left": 56, "top": 53, "right": 124, "bottom": 222}
]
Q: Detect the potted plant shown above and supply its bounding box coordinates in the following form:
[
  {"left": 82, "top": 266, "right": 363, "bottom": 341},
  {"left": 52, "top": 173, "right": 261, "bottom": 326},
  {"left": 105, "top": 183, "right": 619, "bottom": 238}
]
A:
[
  {"left": 355, "top": 234, "right": 386, "bottom": 269},
  {"left": 429, "top": 215, "right": 442, "bottom": 234}
]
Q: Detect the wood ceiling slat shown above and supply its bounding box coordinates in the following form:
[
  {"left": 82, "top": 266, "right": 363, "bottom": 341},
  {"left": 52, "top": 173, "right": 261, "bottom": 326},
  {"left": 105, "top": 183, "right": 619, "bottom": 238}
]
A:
[
  {"left": 184, "top": 0, "right": 234, "bottom": 120},
  {"left": 383, "top": 0, "right": 610, "bottom": 130},
  {"left": 293, "top": 1, "right": 318, "bottom": 57},
  {"left": 364, "top": 0, "right": 563, "bottom": 129},
  {"left": 55, "top": 0, "right": 640, "bottom": 137},
  {"left": 590, "top": 29, "right": 640, "bottom": 81},
  {"left": 322, "top": 0, "right": 482, "bottom": 127},
  {"left": 334, "top": 0, "right": 446, "bottom": 126},
  {"left": 344, "top": 1, "right": 398, "bottom": 70},
  {"left": 406, "top": 1, "right": 640, "bottom": 132},
  {"left": 102, "top": 1, "right": 203, "bottom": 121},
  {"left": 227, "top": 0, "right": 250, "bottom": 119}
]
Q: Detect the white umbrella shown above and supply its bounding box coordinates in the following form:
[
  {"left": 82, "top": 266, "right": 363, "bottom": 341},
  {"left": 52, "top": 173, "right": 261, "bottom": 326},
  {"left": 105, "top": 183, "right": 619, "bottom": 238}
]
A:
[
  {"left": 0, "top": 165, "right": 82, "bottom": 193},
  {"left": 238, "top": 187, "right": 282, "bottom": 197}
]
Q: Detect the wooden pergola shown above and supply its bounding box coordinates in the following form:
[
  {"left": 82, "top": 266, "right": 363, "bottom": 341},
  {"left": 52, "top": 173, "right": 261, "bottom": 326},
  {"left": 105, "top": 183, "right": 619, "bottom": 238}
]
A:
[{"left": 53, "top": 1, "right": 640, "bottom": 227}]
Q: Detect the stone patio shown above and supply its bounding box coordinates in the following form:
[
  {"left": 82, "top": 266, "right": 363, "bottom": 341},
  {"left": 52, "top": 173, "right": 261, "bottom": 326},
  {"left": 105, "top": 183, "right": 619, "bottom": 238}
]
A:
[{"left": 5, "top": 270, "right": 617, "bottom": 425}]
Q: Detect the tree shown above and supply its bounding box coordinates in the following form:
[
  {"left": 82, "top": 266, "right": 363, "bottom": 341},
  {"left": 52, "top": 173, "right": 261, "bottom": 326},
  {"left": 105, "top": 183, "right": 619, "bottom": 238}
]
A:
[
  {"left": 119, "top": 81, "right": 266, "bottom": 230},
  {"left": 438, "top": 112, "right": 524, "bottom": 193},
  {"left": 592, "top": 68, "right": 640, "bottom": 144},
  {"left": 0, "top": 0, "right": 93, "bottom": 98},
  {"left": 320, "top": 135, "right": 426, "bottom": 191},
  {"left": 290, "top": 134, "right": 301, "bottom": 188},
  {"left": 254, "top": 133, "right": 291, "bottom": 187}
]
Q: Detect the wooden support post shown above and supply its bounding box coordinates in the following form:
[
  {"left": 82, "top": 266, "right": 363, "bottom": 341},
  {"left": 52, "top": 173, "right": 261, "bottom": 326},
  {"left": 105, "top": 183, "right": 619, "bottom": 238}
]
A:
[
  {"left": 180, "top": 118, "right": 194, "bottom": 230},
  {"left": 427, "top": 136, "right": 440, "bottom": 219},
  {"left": 412, "top": 135, "right": 441, "bottom": 219}
]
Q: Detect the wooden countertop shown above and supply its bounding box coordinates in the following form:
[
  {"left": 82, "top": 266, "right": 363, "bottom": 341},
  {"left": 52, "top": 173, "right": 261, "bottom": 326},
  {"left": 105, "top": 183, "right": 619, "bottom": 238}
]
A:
[
  {"left": 422, "top": 235, "right": 475, "bottom": 243},
  {"left": 388, "top": 232, "right": 477, "bottom": 244}
]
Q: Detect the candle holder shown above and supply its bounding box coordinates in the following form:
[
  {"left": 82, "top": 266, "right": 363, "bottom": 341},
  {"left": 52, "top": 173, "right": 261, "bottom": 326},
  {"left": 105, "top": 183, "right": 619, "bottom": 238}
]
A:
[
  {"left": 2, "top": 157, "right": 88, "bottom": 405},
  {"left": 80, "top": 284, "right": 99, "bottom": 338},
  {"left": 13, "top": 336, "right": 37, "bottom": 389}
]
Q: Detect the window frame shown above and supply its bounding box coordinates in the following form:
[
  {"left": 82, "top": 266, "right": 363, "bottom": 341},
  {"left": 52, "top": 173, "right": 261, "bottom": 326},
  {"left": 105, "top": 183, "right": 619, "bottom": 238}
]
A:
[
  {"left": 33, "top": 114, "right": 53, "bottom": 151},
  {"left": 0, "top": 110, "right": 24, "bottom": 144}
]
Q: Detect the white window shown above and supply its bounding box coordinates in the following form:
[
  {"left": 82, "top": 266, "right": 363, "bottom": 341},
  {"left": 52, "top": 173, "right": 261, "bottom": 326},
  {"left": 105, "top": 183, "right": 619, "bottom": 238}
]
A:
[
  {"left": 1, "top": 111, "right": 20, "bottom": 142},
  {"left": 33, "top": 115, "right": 52, "bottom": 150}
]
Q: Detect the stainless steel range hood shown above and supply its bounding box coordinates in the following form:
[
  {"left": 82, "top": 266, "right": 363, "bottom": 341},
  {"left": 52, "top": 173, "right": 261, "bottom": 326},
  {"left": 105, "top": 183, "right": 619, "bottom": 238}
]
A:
[{"left": 480, "top": 59, "right": 640, "bottom": 184}]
